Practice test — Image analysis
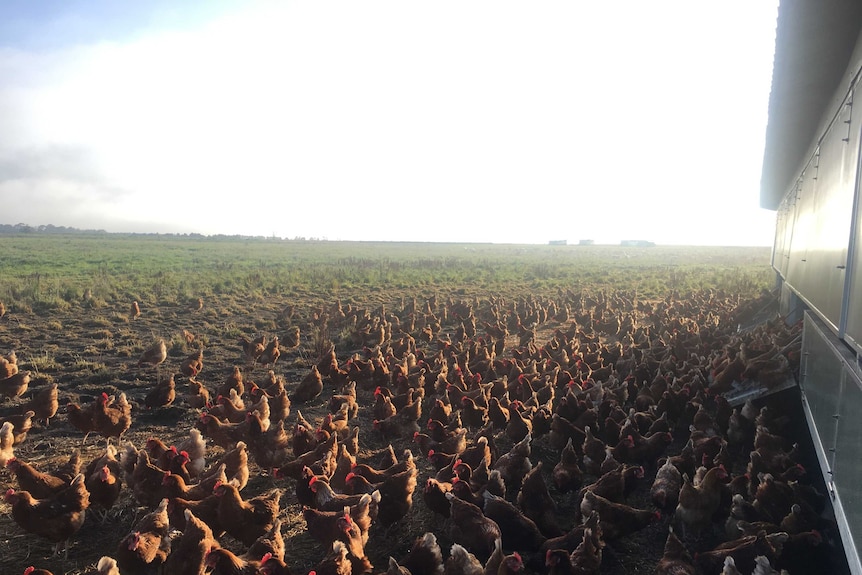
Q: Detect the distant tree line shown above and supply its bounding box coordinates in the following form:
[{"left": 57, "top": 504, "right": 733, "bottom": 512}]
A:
[
  {"left": 0, "top": 223, "right": 107, "bottom": 234},
  {"left": 0, "top": 223, "right": 326, "bottom": 242}
]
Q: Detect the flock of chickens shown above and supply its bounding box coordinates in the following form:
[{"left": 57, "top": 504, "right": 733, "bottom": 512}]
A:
[{"left": 0, "top": 287, "right": 828, "bottom": 575}]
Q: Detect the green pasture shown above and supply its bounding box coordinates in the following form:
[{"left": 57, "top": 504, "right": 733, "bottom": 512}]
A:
[{"left": 0, "top": 234, "right": 774, "bottom": 312}]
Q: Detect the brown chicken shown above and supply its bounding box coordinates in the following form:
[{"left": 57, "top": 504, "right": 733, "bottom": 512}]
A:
[
  {"left": 579, "top": 490, "right": 660, "bottom": 540},
  {"left": 491, "top": 432, "right": 532, "bottom": 496},
  {"left": 181, "top": 349, "right": 204, "bottom": 378},
  {"left": 291, "top": 365, "right": 324, "bottom": 403},
  {"left": 0, "top": 370, "right": 31, "bottom": 400},
  {"left": 240, "top": 335, "right": 267, "bottom": 364},
  {"left": 655, "top": 527, "right": 695, "bottom": 575},
  {"left": 482, "top": 491, "right": 547, "bottom": 552},
  {"left": 7, "top": 457, "right": 69, "bottom": 498},
  {"left": 673, "top": 465, "right": 728, "bottom": 537},
  {"left": 214, "top": 480, "right": 282, "bottom": 546},
  {"left": 66, "top": 401, "right": 98, "bottom": 442},
  {"left": 517, "top": 461, "right": 563, "bottom": 538},
  {"left": 85, "top": 445, "right": 123, "bottom": 520},
  {"left": 145, "top": 374, "right": 176, "bottom": 409},
  {"left": 163, "top": 508, "right": 220, "bottom": 575},
  {"left": 24, "top": 383, "right": 59, "bottom": 426},
  {"left": 1, "top": 409, "right": 34, "bottom": 445},
  {"left": 401, "top": 532, "right": 443, "bottom": 575},
  {"left": 117, "top": 510, "right": 171, "bottom": 575},
  {"left": 552, "top": 437, "right": 583, "bottom": 494},
  {"left": 651, "top": 457, "right": 683, "bottom": 511},
  {"left": 186, "top": 377, "right": 211, "bottom": 409},
  {"left": 0, "top": 421, "right": 14, "bottom": 466},
  {"left": 204, "top": 547, "right": 267, "bottom": 575},
  {"left": 137, "top": 339, "right": 167, "bottom": 369},
  {"left": 311, "top": 540, "right": 353, "bottom": 575},
  {"left": 197, "top": 413, "right": 247, "bottom": 449},
  {"left": 445, "top": 492, "right": 502, "bottom": 561},
  {"left": 444, "top": 543, "right": 484, "bottom": 575},
  {"left": 259, "top": 336, "right": 281, "bottom": 367},
  {"left": 93, "top": 392, "right": 132, "bottom": 442},
  {"left": 5, "top": 473, "right": 90, "bottom": 557}
]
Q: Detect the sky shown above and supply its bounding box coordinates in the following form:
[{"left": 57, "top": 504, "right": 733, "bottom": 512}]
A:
[{"left": 0, "top": 1, "right": 780, "bottom": 245}]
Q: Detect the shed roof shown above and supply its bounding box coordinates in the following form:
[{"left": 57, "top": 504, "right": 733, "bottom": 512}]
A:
[{"left": 760, "top": 0, "right": 862, "bottom": 210}]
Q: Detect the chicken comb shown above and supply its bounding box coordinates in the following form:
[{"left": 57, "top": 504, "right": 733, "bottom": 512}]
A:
[
  {"left": 345, "top": 472, "right": 356, "bottom": 482},
  {"left": 261, "top": 552, "right": 273, "bottom": 564},
  {"left": 101, "top": 392, "right": 110, "bottom": 400},
  {"left": 213, "top": 479, "right": 223, "bottom": 491},
  {"left": 24, "top": 568, "right": 35, "bottom": 575},
  {"left": 308, "top": 475, "right": 319, "bottom": 486}
]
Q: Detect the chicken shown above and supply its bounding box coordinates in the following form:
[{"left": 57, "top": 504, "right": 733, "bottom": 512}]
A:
[
  {"left": 213, "top": 480, "right": 282, "bottom": 546},
  {"left": 580, "top": 464, "right": 644, "bottom": 507},
  {"left": 162, "top": 464, "right": 227, "bottom": 501},
  {"left": 130, "top": 451, "right": 170, "bottom": 508},
  {"left": 694, "top": 530, "right": 788, "bottom": 575},
  {"left": 1, "top": 409, "right": 34, "bottom": 445},
  {"left": 131, "top": 300, "right": 141, "bottom": 319},
  {"left": 7, "top": 457, "right": 70, "bottom": 498},
  {"left": 23, "top": 383, "right": 59, "bottom": 427},
  {"left": 145, "top": 374, "right": 176, "bottom": 409},
  {"left": 291, "top": 365, "right": 324, "bottom": 403},
  {"left": 303, "top": 493, "right": 376, "bottom": 550},
  {"left": 481, "top": 491, "right": 547, "bottom": 552},
  {"left": 240, "top": 335, "right": 267, "bottom": 364},
  {"left": 85, "top": 457, "right": 123, "bottom": 520},
  {"left": 93, "top": 391, "right": 132, "bottom": 443},
  {"left": 400, "top": 531, "right": 445, "bottom": 575},
  {"left": 137, "top": 339, "right": 168, "bottom": 369},
  {"left": 204, "top": 547, "right": 267, "bottom": 575},
  {"left": 163, "top": 509, "right": 219, "bottom": 575},
  {"left": 246, "top": 518, "right": 285, "bottom": 563},
  {"left": 579, "top": 490, "right": 659, "bottom": 539},
  {"left": 67, "top": 401, "right": 98, "bottom": 442},
  {"left": 446, "top": 492, "right": 502, "bottom": 561},
  {"left": 444, "top": 543, "right": 485, "bottom": 575},
  {"left": 674, "top": 465, "right": 729, "bottom": 537},
  {"left": 651, "top": 457, "right": 682, "bottom": 510},
  {"left": 0, "top": 421, "right": 14, "bottom": 466},
  {"left": 424, "top": 477, "right": 453, "bottom": 519},
  {"left": 197, "top": 413, "right": 247, "bottom": 449},
  {"left": 655, "top": 527, "right": 694, "bottom": 575},
  {"left": 259, "top": 336, "right": 281, "bottom": 367},
  {"left": 117, "top": 527, "right": 171, "bottom": 575},
  {"left": 517, "top": 461, "right": 562, "bottom": 537},
  {"left": 175, "top": 427, "right": 207, "bottom": 478},
  {"left": 312, "top": 540, "right": 353, "bottom": 575},
  {"left": 219, "top": 366, "right": 245, "bottom": 398},
  {"left": 0, "top": 370, "right": 31, "bottom": 400},
  {"left": 186, "top": 377, "right": 211, "bottom": 409},
  {"left": 168, "top": 494, "right": 224, "bottom": 537},
  {"left": 491, "top": 432, "right": 532, "bottom": 496},
  {"left": 182, "top": 349, "right": 204, "bottom": 378},
  {"left": 5, "top": 473, "right": 89, "bottom": 557},
  {"left": 552, "top": 437, "right": 583, "bottom": 494}
]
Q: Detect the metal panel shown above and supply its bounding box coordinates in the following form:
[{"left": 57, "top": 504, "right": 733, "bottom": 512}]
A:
[
  {"left": 802, "top": 97, "right": 855, "bottom": 330},
  {"left": 786, "top": 157, "right": 818, "bottom": 291},
  {"left": 800, "top": 311, "right": 862, "bottom": 575},
  {"left": 773, "top": 188, "right": 796, "bottom": 278},
  {"left": 846, "top": 120, "right": 862, "bottom": 355}
]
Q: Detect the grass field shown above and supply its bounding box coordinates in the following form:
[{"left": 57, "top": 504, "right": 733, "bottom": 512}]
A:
[
  {"left": 0, "top": 235, "right": 774, "bottom": 314},
  {"left": 0, "top": 235, "right": 788, "bottom": 575}
]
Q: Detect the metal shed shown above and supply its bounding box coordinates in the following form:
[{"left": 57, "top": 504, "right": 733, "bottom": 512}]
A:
[{"left": 761, "top": 2, "right": 862, "bottom": 572}]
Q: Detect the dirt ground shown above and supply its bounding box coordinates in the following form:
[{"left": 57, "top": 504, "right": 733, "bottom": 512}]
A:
[{"left": 0, "top": 289, "right": 851, "bottom": 575}]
